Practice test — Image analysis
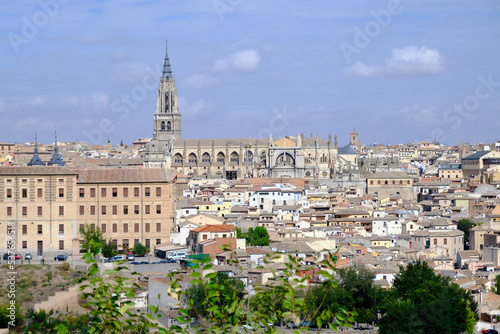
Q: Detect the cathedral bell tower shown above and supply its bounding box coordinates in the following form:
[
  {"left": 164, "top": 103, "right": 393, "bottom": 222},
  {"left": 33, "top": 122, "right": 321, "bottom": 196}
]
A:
[
  {"left": 153, "top": 41, "right": 181, "bottom": 141},
  {"left": 144, "top": 41, "right": 182, "bottom": 168}
]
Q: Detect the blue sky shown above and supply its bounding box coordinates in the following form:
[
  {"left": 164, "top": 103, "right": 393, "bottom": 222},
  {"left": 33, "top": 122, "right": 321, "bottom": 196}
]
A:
[{"left": 1, "top": 0, "right": 499, "bottom": 146}]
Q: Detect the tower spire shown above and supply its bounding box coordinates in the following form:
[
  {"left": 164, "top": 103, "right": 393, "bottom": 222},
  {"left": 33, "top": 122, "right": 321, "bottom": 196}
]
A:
[
  {"left": 28, "top": 133, "right": 45, "bottom": 166},
  {"left": 162, "top": 40, "right": 173, "bottom": 78},
  {"left": 47, "top": 131, "right": 65, "bottom": 166}
]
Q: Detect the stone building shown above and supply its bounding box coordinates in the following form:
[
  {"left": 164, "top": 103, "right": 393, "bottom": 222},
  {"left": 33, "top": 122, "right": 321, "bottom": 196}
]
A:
[
  {"left": 0, "top": 167, "right": 176, "bottom": 255},
  {"left": 143, "top": 43, "right": 358, "bottom": 181},
  {"left": 0, "top": 167, "right": 78, "bottom": 256},
  {"left": 366, "top": 172, "right": 414, "bottom": 201},
  {"left": 75, "top": 168, "right": 176, "bottom": 250}
]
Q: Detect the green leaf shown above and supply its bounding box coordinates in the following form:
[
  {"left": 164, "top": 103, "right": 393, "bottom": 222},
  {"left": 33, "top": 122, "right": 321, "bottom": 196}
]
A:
[
  {"left": 175, "top": 316, "right": 187, "bottom": 324},
  {"left": 119, "top": 303, "right": 133, "bottom": 315},
  {"left": 205, "top": 272, "right": 217, "bottom": 279},
  {"left": 179, "top": 308, "right": 190, "bottom": 317}
]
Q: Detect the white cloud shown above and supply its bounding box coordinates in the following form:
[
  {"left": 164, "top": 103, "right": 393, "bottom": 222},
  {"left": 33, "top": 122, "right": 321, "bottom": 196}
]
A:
[
  {"left": 399, "top": 105, "right": 442, "bottom": 125},
  {"left": 212, "top": 49, "right": 261, "bottom": 73},
  {"left": 178, "top": 97, "right": 212, "bottom": 117},
  {"left": 184, "top": 73, "right": 220, "bottom": 88},
  {"left": 344, "top": 46, "right": 444, "bottom": 77}
]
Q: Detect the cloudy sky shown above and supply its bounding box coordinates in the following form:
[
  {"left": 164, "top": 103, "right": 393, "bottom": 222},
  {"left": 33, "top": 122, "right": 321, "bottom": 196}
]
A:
[{"left": 1, "top": 0, "right": 499, "bottom": 147}]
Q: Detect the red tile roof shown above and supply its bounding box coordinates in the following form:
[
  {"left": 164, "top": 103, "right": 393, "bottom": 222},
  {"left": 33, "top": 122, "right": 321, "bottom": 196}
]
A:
[{"left": 191, "top": 224, "right": 235, "bottom": 233}]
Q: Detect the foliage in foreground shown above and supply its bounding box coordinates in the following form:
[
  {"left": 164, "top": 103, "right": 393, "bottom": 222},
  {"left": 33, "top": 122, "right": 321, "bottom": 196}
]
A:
[
  {"left": 8, "top": 241, "right": 478, "bottom": 334},
  {"left": 172, "top": 249, "right": 357, "bottom": 333}
]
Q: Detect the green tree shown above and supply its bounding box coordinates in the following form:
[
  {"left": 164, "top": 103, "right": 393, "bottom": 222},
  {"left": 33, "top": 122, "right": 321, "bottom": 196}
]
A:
[
  {"left": 79, "top": 224, "right": 103, "bottom": 253},
  {"left": 246, "top": 226, "right": 270, "bottom": 246},
  {"left": 236, "top": 227, "right": 245, "bottom": 239},
  {"left": 379, "top": 260, "right": 478, "bottom": 334},
  {"left": 0, "top": 302, "right": 23, "bottom": 328},
  {"left": 457, "top": 219, "right": 474, "bottom": 249},
  {"left": 182, "top": 272, "right": 245, "bottom": 320},
  {"left": 337, "top": 266, "right": 377, "bottom": 311},
  {"left": 101, "top": 238, "right": 116, "bottom": 259},
  {"left": 132, "top": 242, "right": 148, "bottom": 257}
]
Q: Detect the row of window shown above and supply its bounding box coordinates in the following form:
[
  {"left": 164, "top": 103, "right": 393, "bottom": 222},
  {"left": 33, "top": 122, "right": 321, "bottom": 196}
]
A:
[
  {"left": 4, "top": 186, "right": 163, "bottom": 200},
  {"left": 20, "top": 240, "right": 65, "bottom": 250},
  {"left": 6, "top": 206, "right": 66, "bottom": 217},
  {"left": 17, "top": 222, "right": 162, "bottom": 236},
  {"left": 4, "top": 178, "right": 66, "bottom": 184},
  {"left": 79, "top": 186, "right": 162, "bottom": 198},
  {"left": 79, "top": 222, "right": 162, "bottom": 234},
  {"left": 6, "top": 204, "right": 162, "bottom": 217},
  {"left": 19, "top": 239, "right": 162, "bottom": 250},
  {"left": 107, "top": 238, "right": 161, "bottom": 249},
  {"left": 79, "top": 204, "right": 162, "bottom": 215},
  {"left": 369, "top": 180, "right": 411, "bottom": 185}
]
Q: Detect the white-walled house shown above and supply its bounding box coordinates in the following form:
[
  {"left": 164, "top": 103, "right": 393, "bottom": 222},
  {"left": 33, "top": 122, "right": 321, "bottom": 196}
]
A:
[
  {"left": 372, "top": 218, "right": 404, "bottom": 236},
  {"left": 176, "top": 206, "right": 198, "bottom": 223},
  {"left": 170, "top": 221, "right": 199, "bottom": 245},
  {"left": 249, "top": 186, "right": 302, "bottom": 212}
]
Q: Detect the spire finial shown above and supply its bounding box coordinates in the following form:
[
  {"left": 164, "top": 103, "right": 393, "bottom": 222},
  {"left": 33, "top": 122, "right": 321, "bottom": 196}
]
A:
[
  {"left": 34, "top": 133, "right": 38, "bottom": 153},
  {"left": 162, "top": 39, "right": 173, "bottom": 78}
]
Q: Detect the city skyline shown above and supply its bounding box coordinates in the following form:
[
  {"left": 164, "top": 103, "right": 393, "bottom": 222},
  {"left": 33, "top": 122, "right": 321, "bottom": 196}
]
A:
[{"left": 1, "top": 1, "right": 499, "bottom": 146}]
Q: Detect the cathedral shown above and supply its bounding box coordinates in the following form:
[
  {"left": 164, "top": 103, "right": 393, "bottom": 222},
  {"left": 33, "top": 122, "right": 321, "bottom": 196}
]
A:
[{"left": 143, "top": 43, "right": 359, "bottom": 180}]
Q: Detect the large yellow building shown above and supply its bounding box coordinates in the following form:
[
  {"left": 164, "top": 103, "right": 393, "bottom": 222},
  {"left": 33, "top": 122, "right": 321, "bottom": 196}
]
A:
[{"left": 0, "top": 167, "right": 176, "bottom": 256}]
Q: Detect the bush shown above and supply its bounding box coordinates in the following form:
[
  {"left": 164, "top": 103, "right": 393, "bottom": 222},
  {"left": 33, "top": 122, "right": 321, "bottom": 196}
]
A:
[{"left": 59, "top": 262, "right": 71, "bottom": 271}]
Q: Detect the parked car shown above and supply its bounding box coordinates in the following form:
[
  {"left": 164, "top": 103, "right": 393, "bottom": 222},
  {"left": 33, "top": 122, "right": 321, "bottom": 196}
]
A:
[
  {"left": 112, "top": 255, "right": 126, "bottom": 261},
  {"left": 139, "top": 261, "right": 148, "bottom": 265},
  {"left": 130, "top": 261, "right": 140, "bottom": 265},
  {"left": 14, "top": 254, "right": 21, "bottom": 260},
  {"left": 2, "top": 253, "right": 9, "bottom": 260},
  {"left": 482, "top": 330, "right": 499, "bottom": 334},
  {"left": 24, "top": 253, "right": 32, "bottom": 260},
  {"left": 127, "top": 254, "right": 135, "bottom": 261},
  {"left": 166, "top": 252, "right": 186, "bottom": 261},
  {"left": 54, "top": 254, "right": 68, "bottom": 261}
]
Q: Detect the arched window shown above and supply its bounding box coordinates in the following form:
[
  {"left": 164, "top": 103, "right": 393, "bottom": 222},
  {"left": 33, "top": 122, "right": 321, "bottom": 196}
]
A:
[
  {"left": 174, "top": 153, "right": 183, "bottom": 164},
  {"left": 277, "top": 153, "right": 295, "bottom": 166},
  {"left": 230, "top": 152, "right": 240, "bottom": 164},
  {"left": 370, "top": 180, "right": 374, "bottom": 185},
  {"left": 385, "top": 180, "right": 388, "bottom": 185},
  {"left": 161, "top": 121, "right": 165, "bottom": 130},
  {"left": 188, "top": 153, "right": 197, "bottom": 164},
  {"left": 320, "top": 154, "right": 327, "bottom": 163},
  {"left": 217, "top": 152, "right": 225, "bottom": 164},
  {"left": 259, "top": 151, "right": 267, "bottom": 166},
  {"left": 167, "top": 121, "right": 171, "bottom": 130},
  {"left": 245, "top": 151, "right": 253, "bottom": 164},
  {"left": 202, "top": 153, "right": 210, "bottom": 163},
  {"left": 378, "top": 180, "right": 381, "bottom": 185}
]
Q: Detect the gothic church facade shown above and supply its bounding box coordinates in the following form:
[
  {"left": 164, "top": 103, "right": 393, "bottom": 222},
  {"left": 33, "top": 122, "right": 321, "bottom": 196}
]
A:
[{"left": 144, "top": 44, "right": 358, "bottom": 180}]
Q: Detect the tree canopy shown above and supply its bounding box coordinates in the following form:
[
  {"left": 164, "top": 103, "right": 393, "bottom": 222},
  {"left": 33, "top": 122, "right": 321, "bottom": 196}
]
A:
[
  {"left": 379, "top": 260, "right": 478, "bottom": 334},
  {"left": 132, "top": 242, "right": 148, "bottom": 257},
  {"left": 79, "top": 224, "right": 103, "bottom": 253},
  {"left": 246, "top": 226, "right": 270, "bottom": 246}
]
